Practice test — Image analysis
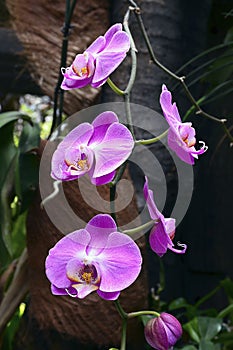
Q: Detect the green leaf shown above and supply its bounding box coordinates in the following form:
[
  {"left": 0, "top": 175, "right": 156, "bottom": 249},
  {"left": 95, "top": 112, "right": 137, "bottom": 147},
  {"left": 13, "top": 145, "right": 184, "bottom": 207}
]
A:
[
  {"left": 18, "top": 122, "right": 40, "bottom": 153},
  {"left": 0, "top": 123, "right": 18, "bottom": 257},
  {"left": 11, "top": 211, "right": 27, "bottom": 258},
  {"left": 197, "top": 317, "right": 222, "bottom": 341},
  {"left": 16, "top": 154, "right": 39, "bottom": 213},
  {"left": 15, "top": 122, "right": 40, "bottom": 213},
  {"left": 183, "top": 318, "right": 200, "bottom": 343},
  {"left": 220, "top": 278, "right": 233, "bottom": 303},
  {"left": 199, "top": 339, "right": 221, "bottom": 350},
  {"left": 178, "top": 346, "right": 197, "bottom": 350},
  {"left": 216, "top": 330, "right": 233, "bottom": 347},
  {"left": 169, "top": 297, "right": 189, "bottom": 310},
  {"left": 0, "top": 111, "right": 31, "bottom": 128}
]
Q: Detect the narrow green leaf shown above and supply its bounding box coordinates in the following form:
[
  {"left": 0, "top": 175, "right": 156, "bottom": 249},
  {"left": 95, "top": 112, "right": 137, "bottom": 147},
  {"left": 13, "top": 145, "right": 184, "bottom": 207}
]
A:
[
  {"left": 0, "top": 111, "right": 31, "bottom": 128},
  {"left": 183, "top": 318, "right": 200, "bottom": 343}
]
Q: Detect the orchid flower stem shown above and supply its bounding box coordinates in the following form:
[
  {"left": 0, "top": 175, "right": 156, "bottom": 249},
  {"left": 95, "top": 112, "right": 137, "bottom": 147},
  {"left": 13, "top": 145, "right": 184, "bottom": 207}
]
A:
[
  {"left": 221, "top": 122, "right": 233, "bottom": 143},
  {"left": 111, "top": 162, "right": 127, "bottom": 187},
  {"left": 128, "top": 310, "right": 160, "bottom": 319},
  {"left": 114, "top": 300, "right": 128, "bottom": 350},
  {"left": 128, "top": 1, "right": 232, "bottom": 141},
  {"left": 110, "top": 185, "right": 117, "bottom": 222},
  {"left": 50, "top": 0, "right": 77, "bottom": 137},
  {"left": 135, "top": 129, "right": 168, "bottom": 145},
  {"left": 124, "top": 93, "right": 135, "bottom": 138},
  {"left": 122, "top": 220, "right": 155, "bottom": 235},
  {"left": 218, "top": 303, "right": 233, "bottom": 319},
  {"left": 114, "top": 299, "right": 161, "bottom": 349},
  {"left": 121, "top": 319, "right": 127, "bottom": 350},
  {"left": 123, "top": 8, "right": 138, "bottom": 140},
  {"left": 107, "top": 78, "right": 124, "bottom": 96}
]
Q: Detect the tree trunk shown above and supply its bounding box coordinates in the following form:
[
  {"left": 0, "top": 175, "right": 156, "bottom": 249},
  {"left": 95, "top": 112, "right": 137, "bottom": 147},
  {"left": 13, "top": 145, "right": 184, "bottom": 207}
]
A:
[{"left": 103, "top": 0, "right": 213, "bottom": 301}]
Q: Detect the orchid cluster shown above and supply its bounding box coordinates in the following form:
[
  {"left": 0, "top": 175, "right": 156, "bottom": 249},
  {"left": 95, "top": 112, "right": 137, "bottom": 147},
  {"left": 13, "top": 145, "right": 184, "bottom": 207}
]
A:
[{"left": 46, "top": 22, "right": 208, "bottom": 350}]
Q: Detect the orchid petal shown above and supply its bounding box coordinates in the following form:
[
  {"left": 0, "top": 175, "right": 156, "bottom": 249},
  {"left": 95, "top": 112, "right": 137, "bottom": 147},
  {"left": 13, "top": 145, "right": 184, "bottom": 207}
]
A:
[
  {"left": 45, "top": 229, "right": 90, "bottom": 288},
  {"left": 149, "top": 221, "right": 173, "bottom": 257},
  {"left": 93, "top": 51, "right": 128, "bottom": 84},
  {"left": 89, "top": 170, "right": 116, "bottom": 186},
  {"left": 85, "top": 214, "right": 117, "bottom": 256},
  {"left": 97, "top": 290, "right": 120, "bottom": 300},
  {"left": 85, "top": 35, "right": 105, "bottom": 56},
  {"left": 51, "top": 123, "right": 94, "bottom": 180},
  {"left": 104, "top": 23, "right": 122, "bottom": 46},
  {"left": 88, "top": 111, "right": 118, "bottom": 147},
  {"left": 168, "top": 129, "right": 194, "bottom": 164},
  {"left": 143, "top": 177, "right": 162, "bottom": 220},
  {"left": 92, "top": 122, "right": 134, "bottom": 178},
  {"left": 72, "top": 283, "right": 98, "bottom": 299},
  {"left": 97, "top": 232, "right": 142, "bottom": 292},
  {"left": 160, "top": 84, "right": 182, "bottom": 123}
]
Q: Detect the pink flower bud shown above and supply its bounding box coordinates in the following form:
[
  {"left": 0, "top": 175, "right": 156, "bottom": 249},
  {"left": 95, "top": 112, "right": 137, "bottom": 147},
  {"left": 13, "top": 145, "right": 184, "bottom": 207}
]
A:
[{"left": 144, "top": 312, "right": 182, "bottom": 350}]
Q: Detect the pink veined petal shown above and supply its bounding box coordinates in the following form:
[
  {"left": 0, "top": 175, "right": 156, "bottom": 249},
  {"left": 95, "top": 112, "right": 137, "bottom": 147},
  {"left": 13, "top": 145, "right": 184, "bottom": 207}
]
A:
[
  {"left": 97, "top": 232, "right": 142, "bottom": 292},
  {"left": 93, "top": 51, "right": 128, "bottom": 84},
  {"left": 160, "top": 84, "right": 182, "bottom": 124},
  {"left": 164, "top": 218, "right": 176, "bottom": 237},
  {"left": 51, "top": 148, "right": 78, "bottom": 181},
  {"left": 51, "top": 284, "right": 68, "bottom": 296},
  {"left": 45, "top": 229, "right": 90, "bottom": 288},
  {"left": 104, "top": 23, "right": 122, "bottom": 47},
  {"left": 92, "top": 122, "right": 134, "bottom": 178},
  {"left": 88, "top": 111, "right": 119, "bottom": 147},
  {"left": 72, "top": 283, "right": 99, "bottom": 299},
  {"left": 168, "top": 128, "right": 194, "bottom": 164},
  {"left": 143, "top": 177, "right": 162, "bottom": 220},
  {"left": 149, "top": 221, "right": 172, "bottom": 257},
  {"left": 56, "top": 123, "right": 94, "bottom": 151},
  {"left": 89, "top": 170, "right": 116, "bottom": 186},
  {"left": 85, "top": 35, "right": 106, "bottom": 56},
  {"left": 51, "top": 123, "right": 94, "bottom": 180},
  {"left": 145, "top": 317, "right": 169, "bottom": 350},
  {"left": 85, "top": 214, "right": 117, "bottom": 256},
  {"left": 97, "top": 290, "right": 120, "bottom": 300},
  {"left": 168, "top": 242, "right": 187, "bottom": 254},
  {"left": 92, "top": 111, "right": 119, "bottom": 128},
  {"left": 61, "top": 70, "right": 93, "bottom": 90},
  {"left": 90, "top": 77, "right": 108, "bottom": 88},
  {"left": 160, "top": 313, "right": 182, "bottom": 345},
  {"left": 104, "top": 30, "right": 130, "bottom": 53},
  {"left": 72, "top": 52, "right": 95, "bottom": 78}
]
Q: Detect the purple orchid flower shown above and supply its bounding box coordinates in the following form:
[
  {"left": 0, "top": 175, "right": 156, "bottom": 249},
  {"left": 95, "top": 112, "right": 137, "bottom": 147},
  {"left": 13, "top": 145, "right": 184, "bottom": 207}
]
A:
[
  {"left": 51, "top": 111, "right": 134, "bottom": 185},
  {"left": 45, "top": 214, "right": 142, "bottom": 300},
  {"left": 144, "top": 312, "right": 182, "bottom": 350},
  {"left": 143, "top": 177, "right": 187, "bottom": 257},
  {"left": 61, "top": 23, "right": 130, "bottom": 90},
  {"left": 160, "top": 84, "right": 207, "bottom": 165}
]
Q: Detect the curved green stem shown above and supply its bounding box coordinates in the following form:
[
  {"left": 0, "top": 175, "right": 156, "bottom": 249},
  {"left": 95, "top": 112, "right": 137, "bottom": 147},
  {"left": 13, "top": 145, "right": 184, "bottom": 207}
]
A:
[
  {"left": 110, "top": 185, "right": 117, "bottom": 222},
  {"left": 120, "top": 319, "right": 127, "bottom": 350},
  {"left": 107, "top": 78, "right": 124, "bottom": 96},
  {"left": 123, "top": 9, "right": 138, "bottom": 140},
  {"left": 110, "top": 162, "right": 127, "bottom": 187},
  {"left": 218, "top": 303, "right": 233, "bottom": 319},
  {"left": 122, "top": 220, "right": 155, "bottom": 235},
  {"left": 115, "top": 299, "right": 128, "bottom": 319},
  {"left": 135, "top": 129, "right": 168, "bottom": 145},
  {"left": 128, "top": 310, "right": 160, "bottom": 319}
]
